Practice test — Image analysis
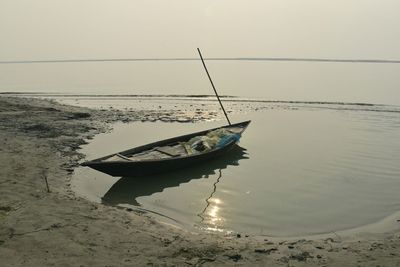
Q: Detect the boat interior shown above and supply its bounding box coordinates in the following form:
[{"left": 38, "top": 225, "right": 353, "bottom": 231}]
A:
[{"left": 103, "top": 125, "right": 246, "bottom": 162}]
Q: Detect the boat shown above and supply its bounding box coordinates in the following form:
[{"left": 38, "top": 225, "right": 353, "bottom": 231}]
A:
[
  {"left": 82, "top": 49, "right": 251, "bottom": 177},
  {"left": 81, "top": 120, "right": 250, "bottom": 177}
]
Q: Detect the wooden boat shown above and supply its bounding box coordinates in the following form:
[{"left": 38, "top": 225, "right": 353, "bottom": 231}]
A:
[{"left": 81, "top": 120, "right": 250, "bottom": 177}]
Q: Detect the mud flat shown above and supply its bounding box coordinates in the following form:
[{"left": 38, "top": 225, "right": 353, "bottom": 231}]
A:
[{"left": 0, "top": 96, "right": 399, "bottom": 266}]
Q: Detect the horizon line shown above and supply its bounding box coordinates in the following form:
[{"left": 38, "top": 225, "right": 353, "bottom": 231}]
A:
[{"left": 1, "top": 57, "right": 400, "bottom": 64}]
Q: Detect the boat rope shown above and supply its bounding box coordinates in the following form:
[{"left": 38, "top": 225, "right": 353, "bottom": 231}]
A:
[{"left": 197, "top": 169, "right": 223, "bottom": 223}]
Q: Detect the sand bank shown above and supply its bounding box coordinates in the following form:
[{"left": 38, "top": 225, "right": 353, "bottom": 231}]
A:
[{"left": 0, "top": 96, "right": 399, "bottom": 266}]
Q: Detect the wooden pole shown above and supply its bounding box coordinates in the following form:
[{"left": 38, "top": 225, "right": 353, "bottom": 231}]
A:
[
  {"left": 42, "top": 169, "right": 50, "bottom": 193},
  {"left": 197, "top": 48, "right": 231, "bottom": 125}
]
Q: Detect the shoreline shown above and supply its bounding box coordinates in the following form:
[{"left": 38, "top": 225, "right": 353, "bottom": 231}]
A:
[{"left": 0, "top": 96, "right": 399, "bottom": 266}]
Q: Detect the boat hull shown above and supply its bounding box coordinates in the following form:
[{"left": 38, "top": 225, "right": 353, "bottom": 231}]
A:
[
  {"left": 82, "top": 120, "right": 250, "bottom": 177},
  {"left": 86, "top": 140, "right": 239, "bottom": 177}
]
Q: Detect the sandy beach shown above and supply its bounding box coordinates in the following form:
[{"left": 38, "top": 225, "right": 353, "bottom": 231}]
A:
[{"left": 0, "top": 96, "right": 399, "bottom": 266}]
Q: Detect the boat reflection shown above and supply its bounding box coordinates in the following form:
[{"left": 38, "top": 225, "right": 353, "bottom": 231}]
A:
[{"left": 102, "top": 146, "right": 248, "bottom": 207}]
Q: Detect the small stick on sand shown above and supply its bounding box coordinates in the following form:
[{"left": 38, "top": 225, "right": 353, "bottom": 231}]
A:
[{"left": 42, "top": 169, "right": 50, "bottom": 193}]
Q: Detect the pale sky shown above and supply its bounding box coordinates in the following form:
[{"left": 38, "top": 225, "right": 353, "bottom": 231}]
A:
[{"left": 1, "top": 0, "right": 400, "bottom": 104}]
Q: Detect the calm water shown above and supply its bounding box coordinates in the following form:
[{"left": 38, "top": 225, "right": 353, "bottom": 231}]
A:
[
  {"left": 2, "top": 61, "right": 400, "bottom": 105},
  {"left": 71, "top": 98, "right": 400, "bottom": 237}
]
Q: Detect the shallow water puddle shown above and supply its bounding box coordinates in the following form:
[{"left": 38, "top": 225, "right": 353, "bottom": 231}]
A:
[{"left": 72, "top": 106, "right": 400, "bottom": 237}]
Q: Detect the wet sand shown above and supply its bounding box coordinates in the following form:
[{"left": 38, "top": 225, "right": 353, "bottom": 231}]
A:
[{"left": 0, "top": 96, "right": 399, "bottom": 266}]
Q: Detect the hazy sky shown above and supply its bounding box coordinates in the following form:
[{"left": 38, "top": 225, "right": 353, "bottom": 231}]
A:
[{"left": 1, "top": 0, "right": 400, "bottom": 104}]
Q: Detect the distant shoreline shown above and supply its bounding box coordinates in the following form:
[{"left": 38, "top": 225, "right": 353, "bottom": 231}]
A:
[
  {"left": 1, "top": 57, "right": 400, "bottom": 64},
  {"left": 1, "top": 92, "right": 389, "bottom": 107}
]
